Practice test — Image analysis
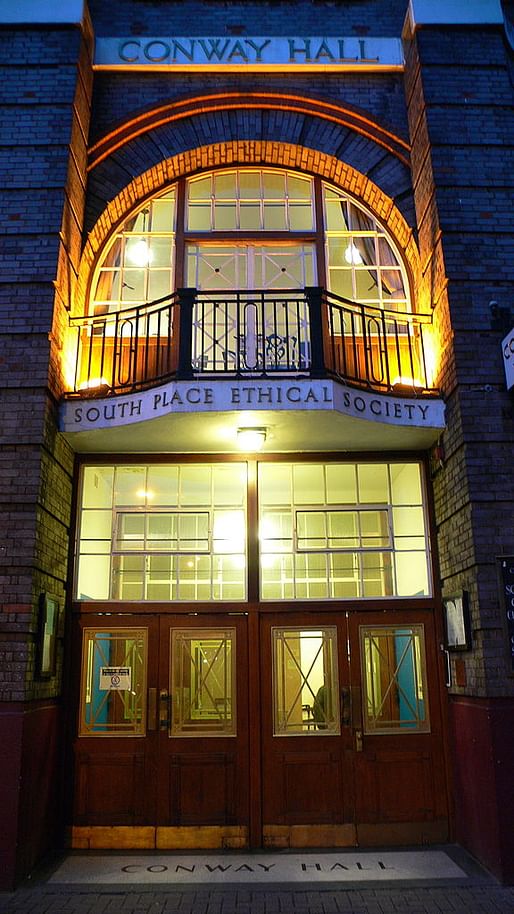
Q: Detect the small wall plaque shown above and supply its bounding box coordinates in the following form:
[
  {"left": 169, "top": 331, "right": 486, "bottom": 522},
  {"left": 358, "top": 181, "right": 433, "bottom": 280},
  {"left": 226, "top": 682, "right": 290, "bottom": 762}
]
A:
[
  {"left": 443, "top": 592, "right": 471, "bottom": 652},
  {"left": 37, "top": 593, "right": 58, "bottom": 678}
]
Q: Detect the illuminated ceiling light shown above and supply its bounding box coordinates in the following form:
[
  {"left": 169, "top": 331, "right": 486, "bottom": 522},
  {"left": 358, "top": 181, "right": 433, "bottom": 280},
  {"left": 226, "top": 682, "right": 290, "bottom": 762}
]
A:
[
  {"left": 344, "top": 242, "right": 363, "bottom": 265},
  {"left": 236, "top": 427, "right": 267, "bottom": 451},
  {"left": 127, "top": 238, "right": 153, "bottom": 267},
  {"left": 136, "top": 489, "right": 154, "bottom": 500}
]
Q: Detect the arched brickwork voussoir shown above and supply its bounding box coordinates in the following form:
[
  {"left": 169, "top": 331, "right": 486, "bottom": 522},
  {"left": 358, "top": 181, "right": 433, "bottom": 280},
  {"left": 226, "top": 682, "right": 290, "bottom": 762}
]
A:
[
  {"left": 88, "top": 92, "right": 410, "bottom": 172},
  {"left": 76, "top": 141, "right": 422, "bottom": 314}
]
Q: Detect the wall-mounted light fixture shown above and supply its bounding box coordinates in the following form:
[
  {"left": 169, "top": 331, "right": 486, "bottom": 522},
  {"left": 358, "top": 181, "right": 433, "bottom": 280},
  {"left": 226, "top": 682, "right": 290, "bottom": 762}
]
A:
[{"left": 236, "top": 427, "right": 267, "bottom": 451}]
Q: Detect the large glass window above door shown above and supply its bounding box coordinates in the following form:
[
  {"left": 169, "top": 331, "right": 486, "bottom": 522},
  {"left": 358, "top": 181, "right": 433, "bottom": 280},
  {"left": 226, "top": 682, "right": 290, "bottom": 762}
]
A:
[
  {"left": 76, "top": 463, "right": 247, "bottom": 601},
  {"left": 75, "top": 460, "right": 431, "bottom": 603}
]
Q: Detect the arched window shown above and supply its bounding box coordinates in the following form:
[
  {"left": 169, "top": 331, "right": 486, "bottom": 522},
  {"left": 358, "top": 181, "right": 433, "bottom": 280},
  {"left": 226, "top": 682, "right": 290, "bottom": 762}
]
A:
[{"left": 89, "top": 169, "right": 411, "bottom": 315}]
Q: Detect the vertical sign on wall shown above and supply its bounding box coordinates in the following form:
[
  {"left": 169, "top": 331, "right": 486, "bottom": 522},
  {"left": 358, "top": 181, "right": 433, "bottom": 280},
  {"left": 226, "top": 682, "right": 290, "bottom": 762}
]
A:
[{"left": 498, "top": 557, "right": 514, "bottom": 671}]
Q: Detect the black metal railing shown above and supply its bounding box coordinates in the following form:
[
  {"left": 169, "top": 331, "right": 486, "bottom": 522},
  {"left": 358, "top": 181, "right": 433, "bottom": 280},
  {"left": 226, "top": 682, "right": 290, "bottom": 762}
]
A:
[{"left": 67, "top": 287, "right": 436, "bottom": 396}]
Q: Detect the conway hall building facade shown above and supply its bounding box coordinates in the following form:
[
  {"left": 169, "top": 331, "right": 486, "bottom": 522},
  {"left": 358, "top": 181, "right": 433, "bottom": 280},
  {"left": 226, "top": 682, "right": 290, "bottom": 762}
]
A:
[{"left": 1, "top": 0, "right": 514, "bottom": 890}]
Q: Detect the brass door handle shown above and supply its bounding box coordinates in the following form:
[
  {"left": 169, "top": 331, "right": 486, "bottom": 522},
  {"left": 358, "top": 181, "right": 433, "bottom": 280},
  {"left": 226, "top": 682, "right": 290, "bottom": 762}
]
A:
[{"left": 159, "top": 689, "right": 171, "bottom": 730}]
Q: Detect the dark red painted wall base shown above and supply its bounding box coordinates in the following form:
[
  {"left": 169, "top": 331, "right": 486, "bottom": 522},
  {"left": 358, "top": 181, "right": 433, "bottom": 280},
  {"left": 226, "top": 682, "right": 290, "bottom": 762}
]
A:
[
  {"left": 0, "top": 702, "right": 61, "bottom": 890},
  {"left": 450, "top": 696, "right": 514, "bottom": 885}
]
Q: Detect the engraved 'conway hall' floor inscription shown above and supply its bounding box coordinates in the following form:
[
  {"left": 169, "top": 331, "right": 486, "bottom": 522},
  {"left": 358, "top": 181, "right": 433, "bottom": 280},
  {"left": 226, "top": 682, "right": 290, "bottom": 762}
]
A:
[{"left": 49, "top": 851, "right": 467, "bottom": 885}]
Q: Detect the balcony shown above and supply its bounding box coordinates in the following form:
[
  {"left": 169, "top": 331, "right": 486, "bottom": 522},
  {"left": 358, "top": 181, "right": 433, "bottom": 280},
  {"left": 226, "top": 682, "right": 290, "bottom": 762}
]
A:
[{"left": 66, "top": 287, "right": 437, "bottom": 399}]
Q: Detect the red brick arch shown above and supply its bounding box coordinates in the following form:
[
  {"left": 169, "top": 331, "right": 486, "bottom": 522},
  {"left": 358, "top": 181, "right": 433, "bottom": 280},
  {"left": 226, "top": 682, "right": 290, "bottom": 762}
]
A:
[{"left": 77, "top": 140, "right": 422, "bottom": 313}]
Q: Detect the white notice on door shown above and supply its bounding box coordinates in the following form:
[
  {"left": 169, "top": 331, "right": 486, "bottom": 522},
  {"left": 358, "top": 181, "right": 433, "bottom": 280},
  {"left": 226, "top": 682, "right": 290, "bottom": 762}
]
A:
[{"left": 99, "top": 667, "right": 131, "bottom": 690}]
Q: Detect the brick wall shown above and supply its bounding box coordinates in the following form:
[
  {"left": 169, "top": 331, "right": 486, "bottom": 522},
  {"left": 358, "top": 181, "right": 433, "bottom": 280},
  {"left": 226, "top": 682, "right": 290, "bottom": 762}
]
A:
[
  {"left": 404, "top": 20, "right": 514, "bottom": 698},
  {"left": 0, "top": 21, "right": 93, "bottom": 703}
]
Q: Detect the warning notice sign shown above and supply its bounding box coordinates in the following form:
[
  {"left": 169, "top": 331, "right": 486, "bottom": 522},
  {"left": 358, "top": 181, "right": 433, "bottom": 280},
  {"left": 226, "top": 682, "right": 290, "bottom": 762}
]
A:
[{"left": 99, "top": 667, "right": 131, "bottom": 690}]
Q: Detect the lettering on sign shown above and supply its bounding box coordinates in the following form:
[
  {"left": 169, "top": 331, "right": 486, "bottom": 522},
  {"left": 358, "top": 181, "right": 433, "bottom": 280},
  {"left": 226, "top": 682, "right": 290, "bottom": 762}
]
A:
[
  {"left": 94, "top": 36, "right": 404, "bottom": 71},
  {"left": 60, "top": 379, "right": 446, "bottom": 433},
  {"left": 120, "top": 859, "right": 395, "bottom": 874},
  {"left": 498, "top": 558, "right": 514, "bottom": 671}
]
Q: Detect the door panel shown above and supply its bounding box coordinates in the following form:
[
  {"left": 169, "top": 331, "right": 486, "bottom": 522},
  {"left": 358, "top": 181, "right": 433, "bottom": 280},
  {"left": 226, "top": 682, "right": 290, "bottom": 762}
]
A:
[
  {"left": 156, "top": 615, "right": 249, "bottom": 837},
  {"left": 72, "top": 619, "right": 159, "bottom": 830},
  {"left": 71, "top": 608, "right": 448, "bottom": 849},
  {"left": 348, "top": 611, "right": 449, "bottom": 844},
  {"left": 260, "top": 614, "right": 356, "bottom": 847},
  {"left": 72, "top": 613, "right": 249, "bottom": 846}
]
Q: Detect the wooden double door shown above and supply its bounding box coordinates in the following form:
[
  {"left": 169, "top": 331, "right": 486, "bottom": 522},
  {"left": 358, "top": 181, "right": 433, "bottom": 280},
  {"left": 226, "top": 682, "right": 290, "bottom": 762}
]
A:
[{"left": 71, "top": 609, "right": 449, "bottom": 849}]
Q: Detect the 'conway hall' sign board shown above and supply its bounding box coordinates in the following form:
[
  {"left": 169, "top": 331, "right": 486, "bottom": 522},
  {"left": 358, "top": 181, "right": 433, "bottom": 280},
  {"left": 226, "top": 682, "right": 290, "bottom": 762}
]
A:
[{"left": 94, "top": 36, "right": 404, "bottom": 71}]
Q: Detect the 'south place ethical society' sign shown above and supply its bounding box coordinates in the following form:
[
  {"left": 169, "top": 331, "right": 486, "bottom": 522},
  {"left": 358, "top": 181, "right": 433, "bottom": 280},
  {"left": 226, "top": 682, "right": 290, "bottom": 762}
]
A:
[
  {"left": 61, "top": 379, "right": 445, "bottom": 433},
  {"left": 94, "top": 36, "right": 404, "bottom": 71}
]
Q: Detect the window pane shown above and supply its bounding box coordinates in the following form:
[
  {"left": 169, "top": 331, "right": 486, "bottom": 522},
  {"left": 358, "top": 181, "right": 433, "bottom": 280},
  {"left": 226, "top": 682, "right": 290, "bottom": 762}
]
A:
[
  {"left": 272, "top": 628, "right": 340, "bottom": 735},
  {"left": 112, "top": 554, "right": 145, "bottom": 600},
  {"left": 147, "top": 466, "right": 179, "bottom": 505},
  {"left": 150, "top": 194, "right": 175, "bottom": 231},
  {"left": 360, "top": 626, "right": 430, "bottom": 734},
  {"left": 214, "top": 203, "right": 237, "bottom": 230},
  {"left": 239, "top": 171, "right": 261, "bottom": 198},
  {"left": 262, "top": 172, "right": 285, "bottom": 199},
  {"left": 361, "top": 551, "right": 394, "bottom": 597},
  {"left": 82, "top": 467, "right": 114, "bottom": 509},
  {"left": 328, "top": 511, "right": 358, "bottom": 548},
  {"left": 213, "top": 464, "right": 246, "bottom": 506},
  {"left": 188, "top": 203, "right": 212, "bottom": 231},
  {"left": 395, "top": 552, "right": 429, "bottom": 596},
  {"left": 114, "top": 513, "right": 145, "bottom": 551},
  {"left": 390, "top": 463, "right": 422, "bottom": 505},
  {"left": 80, "top": 509, "right": 112, "bottom": 541},
  {"left": 114, "top": 467, "right": 147, "bottom": 506},
  {"left": 289, "top": 203, "right": 313, "bottom": 231},
  {"left": 358, "top": 464, "right": 389, "bottom": 504},
  {"left": 263, "top": 203, "right": 287, "bottom": 231},
  {"left": 188, "top": 176, "right": 211, "bottom": 200},
  {"left": 240, "top": 203, "right": 261, "bottom": 230},
  {"left": 77, "top": 555, "right": 111, "bottom": 600},
  {"left": 287, "top": 175, "right": 312, "bottom": 199},
  {"left": 180, "top": 466, "right": 211, "bottom": 505},
  {"left": 293, "top": 464, "right": 325, "bottom": 504},
  {"left": 214, "top": 172, "right": 236, "bottom": 199},
  {"left": 259, "top": 464, "right": 292, "bottom": 505}
]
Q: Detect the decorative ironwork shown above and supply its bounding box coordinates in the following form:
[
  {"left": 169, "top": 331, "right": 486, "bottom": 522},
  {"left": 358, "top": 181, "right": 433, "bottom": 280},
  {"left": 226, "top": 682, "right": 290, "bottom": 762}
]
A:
[{"left": 68, "top": 287, "right": 436, "bottom": 396}]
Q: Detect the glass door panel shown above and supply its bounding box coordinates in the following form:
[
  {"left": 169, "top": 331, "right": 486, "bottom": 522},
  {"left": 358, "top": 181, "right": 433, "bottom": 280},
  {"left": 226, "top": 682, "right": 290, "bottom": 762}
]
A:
[
  {"left": 79, "top": 628, "right": 148, "bottom": 736},
  {"left": 171, "top": 628, "right": 236, "bottom": 736},
  {"left": 272, "top": 627, "right": 339, "bottom": 735}
]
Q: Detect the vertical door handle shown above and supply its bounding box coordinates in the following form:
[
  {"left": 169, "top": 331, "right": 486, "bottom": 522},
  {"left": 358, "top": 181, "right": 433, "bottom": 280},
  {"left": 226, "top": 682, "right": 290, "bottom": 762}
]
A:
[
  {"left": 147, "top": 687, "right": 157, "bottom": 731},
  {"left": 159, "top": 689, "right": 171, "bottom": 730}
]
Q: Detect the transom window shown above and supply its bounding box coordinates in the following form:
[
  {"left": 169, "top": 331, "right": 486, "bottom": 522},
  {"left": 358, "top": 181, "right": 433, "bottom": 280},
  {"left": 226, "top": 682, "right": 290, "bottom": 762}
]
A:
[
  {"left": 77, "top": 464, "right": 247, "bottom": 602},
  {"left": 75, "top": 460, "right": 431, "bottom": 602},
  {"left": 88, "top": 168, "right": 410, "bottom": 314},
  {"left": 187, "top": 170, "right": 315, "bottom": 232},
  {"left": 259, "top": 462, "right": 430, "bottom": 600}
]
